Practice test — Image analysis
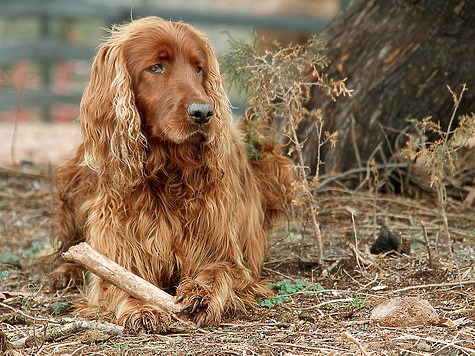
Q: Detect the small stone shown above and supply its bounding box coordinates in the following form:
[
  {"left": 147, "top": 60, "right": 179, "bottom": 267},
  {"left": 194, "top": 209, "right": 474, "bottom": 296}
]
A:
[
  {"left": 370, "top": 297, "right": 439, "bottom": 327},
  {"left": 79, "top": 329, "right": 111, "bottom": 344},
  {"left": 370, "top": 226, "right": 411, "bottom": 255},
  {"left": 48, "top": 300, "right": 70, "bottom": 316},
  {"left": 417, "top": 341, "right": 432, "bottom": 352}
]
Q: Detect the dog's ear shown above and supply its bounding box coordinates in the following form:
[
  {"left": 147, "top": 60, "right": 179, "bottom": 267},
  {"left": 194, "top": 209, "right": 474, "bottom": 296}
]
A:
[
  {"left": 197, "top": 36, "right": 237, "bottom": 166},
  {"left": 80, "top": 41, "right": 147, "bottom": 189},
  {"left": 203, "top": 41, "right": 232, "bottom": 126}
]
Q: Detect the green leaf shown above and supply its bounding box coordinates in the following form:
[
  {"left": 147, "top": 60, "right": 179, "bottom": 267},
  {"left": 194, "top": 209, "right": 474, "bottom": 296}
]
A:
[{"left": 0, "top": 253, "right": 20, "bottom": 264}]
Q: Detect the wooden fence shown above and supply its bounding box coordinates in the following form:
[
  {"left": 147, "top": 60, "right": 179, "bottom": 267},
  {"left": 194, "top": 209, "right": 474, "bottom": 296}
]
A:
[{"left": 0, "top": 0, "right": 350, "bottom": 121}]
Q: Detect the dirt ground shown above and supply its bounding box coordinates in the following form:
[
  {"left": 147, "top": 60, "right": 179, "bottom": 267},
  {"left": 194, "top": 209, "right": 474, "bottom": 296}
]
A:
[
  {"left": 0, "top": 157, "right": 474, "bottom": 355},
  {"left": 0, "top": 122, "right": 81, "bottom": 166}
]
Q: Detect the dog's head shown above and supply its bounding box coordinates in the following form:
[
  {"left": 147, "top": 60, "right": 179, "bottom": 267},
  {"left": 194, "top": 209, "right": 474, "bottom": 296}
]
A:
[
  {"left": 80, "top": 17, "right": 231, "bottom": 186},
  {"left": 123, "top": 20, "right": 219, "bottom": 144}
]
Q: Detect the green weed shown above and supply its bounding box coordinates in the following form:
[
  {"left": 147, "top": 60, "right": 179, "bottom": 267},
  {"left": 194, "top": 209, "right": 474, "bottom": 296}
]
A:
[
  {"left": 0, "top": 253, "right": 20, "bottom": 264},
  {"left": 110, "top": 340, "right": 131, "bottom": 355},
  {"left": 257, "top": 279, "right": 324, "bottom": 308},
  {"left": 350, "top": 293, "right": 368, "bottom": 308}
]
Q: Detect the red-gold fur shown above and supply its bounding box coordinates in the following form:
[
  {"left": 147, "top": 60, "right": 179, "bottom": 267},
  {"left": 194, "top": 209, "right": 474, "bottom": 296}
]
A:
[{"left": 50, "top": 17, "right": 292, "bottom": 332}]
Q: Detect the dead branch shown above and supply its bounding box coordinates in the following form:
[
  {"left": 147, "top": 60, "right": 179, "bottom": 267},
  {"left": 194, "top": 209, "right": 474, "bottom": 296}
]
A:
[
  {"left": 62, "top": 242, "right": 183, "bottom": 314},
  {"left": 0, "top": 302, "right": 56, "bottom": 325},
  {"left": 388, "top": 280, "right": 475, "bottom": 295},
  {"left": 12, "top": 317, "right": 123, "bottom": 349}
]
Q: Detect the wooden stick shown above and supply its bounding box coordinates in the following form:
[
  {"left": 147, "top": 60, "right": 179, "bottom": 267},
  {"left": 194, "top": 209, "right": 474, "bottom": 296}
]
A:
[{"left": 62, "top": 242, "right": 183, "bottom": 314}]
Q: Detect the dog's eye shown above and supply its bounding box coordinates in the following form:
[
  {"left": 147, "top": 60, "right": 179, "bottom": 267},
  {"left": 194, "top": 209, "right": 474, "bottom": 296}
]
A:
[
  {"left": 196, "top": 66, "right": 203, "bottom": 75},
  {"left": 148, "top": 64, "right": 166, "bottom": 74}
]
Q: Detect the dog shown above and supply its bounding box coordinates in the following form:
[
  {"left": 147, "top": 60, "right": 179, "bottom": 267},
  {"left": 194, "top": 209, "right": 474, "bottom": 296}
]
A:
[{"left": 49, "top": 16, "right": 292, "bottom": 333}]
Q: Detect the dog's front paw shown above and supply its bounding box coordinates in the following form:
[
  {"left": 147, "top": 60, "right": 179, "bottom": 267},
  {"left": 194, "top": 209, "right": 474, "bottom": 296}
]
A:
[
  {"left": 118, "top": 305, "right": 170, "bottom": 334},
  {"left": 176, "top": 279, "right": 222, "bottom": 327}
]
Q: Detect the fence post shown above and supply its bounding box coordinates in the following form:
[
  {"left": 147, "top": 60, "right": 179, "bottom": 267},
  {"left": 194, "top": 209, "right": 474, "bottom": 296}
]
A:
[{"left": 39, "top": 13, "right": 52, "bottom": 122}]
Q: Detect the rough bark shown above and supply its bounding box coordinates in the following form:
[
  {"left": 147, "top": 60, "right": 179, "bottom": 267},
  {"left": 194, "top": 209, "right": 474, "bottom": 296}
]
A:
[
  {"left": 62, "top": 242, "right": 183, "bottom": 314},
  {"left": 301, "top": 0, "right": 475, "bottom": 174}
]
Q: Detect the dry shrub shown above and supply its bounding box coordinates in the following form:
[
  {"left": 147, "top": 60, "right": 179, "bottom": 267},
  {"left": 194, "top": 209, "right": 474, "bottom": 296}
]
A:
[
  {"left": 221, "top": 34, "right": 351, "bottom": 263},
  {"left": 402, "top": 84, "right": 475, "bottom": 254}
]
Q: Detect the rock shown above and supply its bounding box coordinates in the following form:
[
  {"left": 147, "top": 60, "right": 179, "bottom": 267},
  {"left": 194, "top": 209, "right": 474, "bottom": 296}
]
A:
[
  {"left": 370, "top": 226, "right": 411, "bottom": 255},
  {"left": 370, "top": 297, "right": 439, "bottom": 327}
]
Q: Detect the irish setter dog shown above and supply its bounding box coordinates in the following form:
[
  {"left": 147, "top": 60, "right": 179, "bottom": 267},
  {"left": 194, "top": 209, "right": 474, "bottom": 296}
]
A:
[{"left": 50, "top": 16, "right": 292, "bottom": 333}]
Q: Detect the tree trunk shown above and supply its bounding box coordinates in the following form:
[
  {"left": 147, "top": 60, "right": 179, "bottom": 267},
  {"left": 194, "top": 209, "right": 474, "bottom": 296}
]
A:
[{"left": 301, "top": 0, "right": 475, "bottom": 174}]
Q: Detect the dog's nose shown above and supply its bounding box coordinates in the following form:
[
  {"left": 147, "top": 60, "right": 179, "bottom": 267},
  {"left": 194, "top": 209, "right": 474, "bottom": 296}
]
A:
[{"left": 187, "top": 102, "right": 213, "bottom": 125}]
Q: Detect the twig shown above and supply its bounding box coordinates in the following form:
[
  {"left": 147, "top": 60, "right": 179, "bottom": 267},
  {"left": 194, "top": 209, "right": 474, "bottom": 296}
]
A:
[
  {"left": 397, "top": 333, "right": 475, "bottom": 355},
  {"left": 435, "top": 229, "right": 440, "bottom": 256},
  {"left": 0, "top": 302, "right": 58, "bottom": 325},
  {"left": 421, "top": 220, "right": 433, "bottom": 267},
  {"left": 355, "top": 143, "right": 383, "bottom": 191},
  {"left": 32, "top": 319, "right": 48, "bottom": 355},
  {"left": 288, "top": 111, "right": 323, "bottom": 265},
  {"left": 70, "top": 345, "right": 88, "bottom": 356},
  {"left": 445, "top": 84, "right": 466, "bottom": 143},
  {"left": 437, "top": 182, "right": 452, "bottom": 255},
  {"left": 361, "top": 273, "right": 379, "bottom": 290},
  {"left": 342, "top": 331, "right": 371, "bottom": 356},
  {"left": 349, "top": 243, "right": 374, "bottom": 268},
  {"left": 262, "top": 267, "right": 295, "bottom": 281},
  {"left": 271, "top": 342, "right": 344, "bottom": 353},
  {"left": 318, "top": 188, "right": 475, "bottom": 221},
  {"left": 300, "top": 298, "right": 353, "bottom": 310},
  {"left": 350, "top": 114, "right": 363, "bottom": 179},
  {"left": 388, "top": 280, "right": 475, "bottom": 295},
  {"left": 349, "top": 212, "right": 374, "bottom": 270},
  {"left": 0, "top": 166, "right": 48, "bottom": 179},
  {"left": 318, "top": 163, "right": 413, "bottom": 189},
  {"left": 350, "top": 213, "right": 363, "bottom": 271}
]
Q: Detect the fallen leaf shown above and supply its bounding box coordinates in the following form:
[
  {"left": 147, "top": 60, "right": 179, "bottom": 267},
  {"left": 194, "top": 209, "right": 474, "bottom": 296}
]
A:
[
  {"left": 0, "top": 291, "right": 30, "bottom": 301},
  {"left": 437, "top": 318, "right": 455, "bottom": 327}
]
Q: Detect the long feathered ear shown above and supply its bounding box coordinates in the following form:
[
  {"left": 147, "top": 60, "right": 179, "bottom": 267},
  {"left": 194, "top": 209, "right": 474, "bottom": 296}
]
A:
[
  {"left": 80, "top": 40, "right": 147, "bottom": 189},
  {"left": 204, "top": 43, "right": 232, "bottom": 124},
  {"left": 199, "top": 37, "right": 235, "bottom": 162}
]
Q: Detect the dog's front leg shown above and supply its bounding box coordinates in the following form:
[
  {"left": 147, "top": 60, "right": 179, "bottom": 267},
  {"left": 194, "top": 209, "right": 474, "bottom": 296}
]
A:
[{"left": 175, "top": 262, "right": 258, "bottom": 326}]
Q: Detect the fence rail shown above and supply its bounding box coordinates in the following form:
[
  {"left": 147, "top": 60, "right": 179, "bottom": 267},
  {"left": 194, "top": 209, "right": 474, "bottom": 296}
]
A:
[
  {"left": 0, "top": 41, "right": 95, "bottom": 65},
  {"left": 0, "top": 0, "right": 346, "bottom": 121}
]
